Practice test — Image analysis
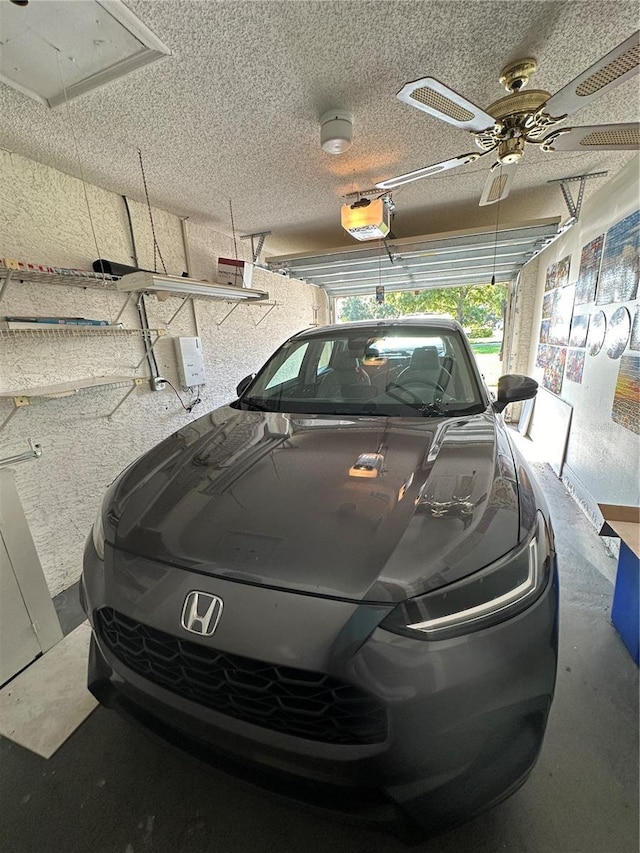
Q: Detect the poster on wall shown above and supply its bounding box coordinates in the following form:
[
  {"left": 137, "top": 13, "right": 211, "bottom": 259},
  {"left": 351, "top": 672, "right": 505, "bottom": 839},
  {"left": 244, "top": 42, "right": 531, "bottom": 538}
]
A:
[
  {"left": 544, "top": 263, "right": 558, "bottom": 292},
  {"left": 545, "top": 347, "right": 567, "bottom": 395},
  {"left": 549, "top": 284, "right": 576, "bottom": 346},
  {"left": 540, "top": 319, "right": 551, "bottom": 343},
  {"left": 630, "top": 308, "right": 640, "bottom": 351},
  {"left": 565, "top": 349, "right": 586, "bottom": 384},
  {"left": 575, "top": 234, "right": 604, "bottom": 304},
  {"left": 542, "top": 290, "right": 558, "bottom": 318},
  {"left": 569, "top": 313, "right": 590, "bottom": 348},
  {"left": 596, "top": 209, "right": 639, "bottom": 305},
  {"left": 611, "top": 354, "right": 640, "bottom": 434},
  {"left": 605, "top": 306, "right": 631, "bottom": 359},
  {"left": 586, "top": 310, "right": 607, "bottom": 355},
  {"left": 536, "top": 343, "right": 551, "bottom": 369},
  {"left": 555, "top": 255, "right": 571, "bottom": 290}
]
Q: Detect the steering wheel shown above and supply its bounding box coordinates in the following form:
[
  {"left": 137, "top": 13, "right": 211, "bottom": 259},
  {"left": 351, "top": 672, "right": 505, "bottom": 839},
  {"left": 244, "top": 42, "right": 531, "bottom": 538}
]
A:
[{"left": 386, "top": 379, "right": 446, "bottom": 406}]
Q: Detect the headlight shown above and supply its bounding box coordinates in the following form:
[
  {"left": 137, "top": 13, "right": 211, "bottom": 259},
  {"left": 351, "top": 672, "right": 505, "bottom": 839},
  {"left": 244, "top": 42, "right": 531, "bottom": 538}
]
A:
[
  {"left": 381, "top": 512, "right": 552, "bottom": 641},
  {"left": 92, "top": 507, "right": 105, "bottom": 560}
]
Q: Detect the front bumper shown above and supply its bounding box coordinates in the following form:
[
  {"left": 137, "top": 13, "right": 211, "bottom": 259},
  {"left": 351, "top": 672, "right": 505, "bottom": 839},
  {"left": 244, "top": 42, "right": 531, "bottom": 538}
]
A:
[{"left": 81, "top": 539, "right": 558, "bottom": 831}]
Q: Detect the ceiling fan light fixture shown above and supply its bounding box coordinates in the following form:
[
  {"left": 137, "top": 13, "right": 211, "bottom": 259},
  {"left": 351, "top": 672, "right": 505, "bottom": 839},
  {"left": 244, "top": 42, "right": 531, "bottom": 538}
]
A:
[
  {"left": 320, "top": 110, "right": 353, "bottom": 154},
  {"left": 497, "top": 136, "right": 525, "bottom": 164}
]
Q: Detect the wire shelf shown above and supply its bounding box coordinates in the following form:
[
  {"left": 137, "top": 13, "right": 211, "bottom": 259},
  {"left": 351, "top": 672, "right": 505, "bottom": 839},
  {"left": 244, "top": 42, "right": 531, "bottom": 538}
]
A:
[
  {"left": 0, "top": 265, "right": 119, "bottom": 290},
  {"left": 0, "top": 376, "right": 146, "bottom": 399},
  {"left": 0, "top": 326, "right": 164, "bottom": 339}
]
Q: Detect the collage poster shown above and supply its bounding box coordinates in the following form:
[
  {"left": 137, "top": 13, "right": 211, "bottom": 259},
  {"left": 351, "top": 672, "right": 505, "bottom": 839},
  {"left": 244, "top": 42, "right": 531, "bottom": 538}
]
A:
[
  {"left": 612, "top": 355, "right": 640, "bottom": 435},
  {"left": 538, "top": 254, "right": 579, "bottom": 395},
  {"left": 630, "top": 308, "right": 640, "bottom": 351},
  {"left": 565, "top": 349, "right": 586, "bottom": 384},
  {"left": 555, "top": 255, "right": 571, "bottom": 290},
  {"left": 548, "top": 284, "right": 576, "bottom": 346},
  {"left": 569, "top": 314, "right": 589, "bottom": 348},
  {"left": 575, "top": 234, "right": 604, "bottom": 305},
  {"left": 596, "top": 209, "right": 640, "bottom": 305},
  {"left": 536, "top": 344, "right": 567, "bottom": 396},
  {"left": 544, "top": 262, "right": 557, "bottom": 292}
]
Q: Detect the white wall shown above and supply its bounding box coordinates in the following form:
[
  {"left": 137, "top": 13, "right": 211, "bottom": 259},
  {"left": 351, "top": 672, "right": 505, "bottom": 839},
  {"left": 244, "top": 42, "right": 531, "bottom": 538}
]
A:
[
  {"left": 0, "top": 150, "right": 328, "bottom": 595},
  {"left": 525, "top": 156, "right": 639, "bottom": 520}
]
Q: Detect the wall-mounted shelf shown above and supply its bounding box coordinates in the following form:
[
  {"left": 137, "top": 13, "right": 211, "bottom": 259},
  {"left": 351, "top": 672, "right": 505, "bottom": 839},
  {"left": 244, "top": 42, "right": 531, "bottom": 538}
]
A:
[
  {"left": 118, "top": 271, "right": 269, "bottom": 302},
  {"left": 0, "top": 376, "right": 145, "bottom": 399},
  {"left": 0, "top": 265, "right": 119, "bottom": 296},
  {"left": 0, "top": 325, "right": 164, "bottom": 339},
  {"left": 0, "top": 376, "right": 148, "bottom": 433}
]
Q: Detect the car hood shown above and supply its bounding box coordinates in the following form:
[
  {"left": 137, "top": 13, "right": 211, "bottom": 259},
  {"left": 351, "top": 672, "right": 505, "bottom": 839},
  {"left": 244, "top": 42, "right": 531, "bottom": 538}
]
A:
[{"left": 111, "top": 406, "right": 520, "bottom": 603}]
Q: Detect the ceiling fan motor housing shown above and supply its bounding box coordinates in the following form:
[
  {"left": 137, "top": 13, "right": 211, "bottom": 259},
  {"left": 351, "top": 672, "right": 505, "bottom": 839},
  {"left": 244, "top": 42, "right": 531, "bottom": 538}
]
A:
[
  {"left": 497, "top": 136, "right": 525, "bottom": 164},
  {"left": 499, "top": 58, "right": 538, "bottom": 92},
  {"left": 475, "top": 90, "right": 556, "bottom": 152}
]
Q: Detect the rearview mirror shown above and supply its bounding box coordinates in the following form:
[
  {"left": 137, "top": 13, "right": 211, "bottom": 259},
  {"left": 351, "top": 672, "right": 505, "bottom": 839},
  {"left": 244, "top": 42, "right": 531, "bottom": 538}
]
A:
[
  {"left": 236, "top": 374, "right": 255, "bottom": 397},
  {"left": 493, "top": 374, "right": 538, "bottom": 413}
]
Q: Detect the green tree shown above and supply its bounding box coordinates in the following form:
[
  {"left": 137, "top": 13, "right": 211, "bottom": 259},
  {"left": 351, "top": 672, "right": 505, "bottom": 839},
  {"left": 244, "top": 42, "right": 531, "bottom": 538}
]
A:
[
  {"left": 338, "top": 284, "right": 506, "bottom": 328},
  {"left": 338, "top": 295, "right": 399, "bottom": 321}
]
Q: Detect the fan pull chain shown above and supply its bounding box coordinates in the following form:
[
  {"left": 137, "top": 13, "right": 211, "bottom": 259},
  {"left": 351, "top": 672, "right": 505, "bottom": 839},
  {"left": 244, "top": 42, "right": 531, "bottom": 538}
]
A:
[
  {"left": 138, "top": 149, "right": 167, "bottom": 274},
  {"left": 229, "top": 199, "right": 239, "bottom": 261},
  {"left": 56, "top": 51, "right": 115, "bottom": 324},
  {"left": 491, "top": 173, "right": 503, "bottom": 286}
]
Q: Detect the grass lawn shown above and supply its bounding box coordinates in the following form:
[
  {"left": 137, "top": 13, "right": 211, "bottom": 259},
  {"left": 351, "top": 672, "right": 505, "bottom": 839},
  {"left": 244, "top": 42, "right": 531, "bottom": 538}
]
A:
[
  {"left": 469, "top": 341, "right": 502, "bottom": 355},
  {"left": 469, "top": 339, "right": 504, "bottom": 388}
]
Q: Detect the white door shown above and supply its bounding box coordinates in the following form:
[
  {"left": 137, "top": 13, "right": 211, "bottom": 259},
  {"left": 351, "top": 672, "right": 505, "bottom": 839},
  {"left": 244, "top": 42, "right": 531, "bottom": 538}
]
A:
[{"left": 0, "top": 531, "right": 42, "bottom": 684}]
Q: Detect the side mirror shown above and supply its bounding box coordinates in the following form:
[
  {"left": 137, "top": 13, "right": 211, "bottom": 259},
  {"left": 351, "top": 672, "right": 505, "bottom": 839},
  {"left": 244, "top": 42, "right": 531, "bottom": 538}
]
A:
[
  {"left": 493, "top": 374, "right": 538, "bottom": 413},
  {"left": 236, "top": 374, "right": 255, "bottom": 397}
]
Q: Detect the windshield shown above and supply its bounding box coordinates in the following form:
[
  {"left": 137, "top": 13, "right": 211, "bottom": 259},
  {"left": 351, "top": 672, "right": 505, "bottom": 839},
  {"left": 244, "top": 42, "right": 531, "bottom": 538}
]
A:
[{"left": 233, "top": 326, "right": 487, "bottom": 417}]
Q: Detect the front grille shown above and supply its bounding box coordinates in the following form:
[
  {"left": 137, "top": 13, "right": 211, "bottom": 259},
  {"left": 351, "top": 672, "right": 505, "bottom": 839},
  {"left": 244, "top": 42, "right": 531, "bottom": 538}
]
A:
[{"left": 95, "top": 608, "right": 387, "bottom": 746}]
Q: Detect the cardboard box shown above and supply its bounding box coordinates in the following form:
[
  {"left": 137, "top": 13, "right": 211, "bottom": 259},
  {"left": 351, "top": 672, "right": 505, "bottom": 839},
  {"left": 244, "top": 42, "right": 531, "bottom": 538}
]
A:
[
  {"left": 598, "top": 504, "right": 640, "bottom": 558},
  {"left": 217, "top": 257, "right": 253, "bottom": 289},
  {"left": 599, "top": 503, "right": 639, "bottom": 665}
]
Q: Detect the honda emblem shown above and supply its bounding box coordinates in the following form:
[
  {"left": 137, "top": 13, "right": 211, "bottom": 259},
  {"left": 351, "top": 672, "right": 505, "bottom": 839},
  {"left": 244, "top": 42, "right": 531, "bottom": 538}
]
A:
[{"left": 181, "top": 591, "right": 223, "bottom": 636}]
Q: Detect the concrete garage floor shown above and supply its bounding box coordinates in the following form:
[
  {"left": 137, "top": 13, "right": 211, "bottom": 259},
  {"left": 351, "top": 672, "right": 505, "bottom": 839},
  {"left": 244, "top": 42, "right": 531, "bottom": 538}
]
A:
[{"left": 1, "top": 437, "right": 638, "bottom": 853}]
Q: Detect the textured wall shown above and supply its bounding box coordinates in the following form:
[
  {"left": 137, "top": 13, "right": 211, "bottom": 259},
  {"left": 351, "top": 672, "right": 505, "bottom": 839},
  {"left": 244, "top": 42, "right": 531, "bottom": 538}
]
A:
[
  {"left": 0, "top": 150, "right": 327, "bottom": 595},
  {"left": 523, "top": 156, "right": 639, "bottom": 520},
  {"left": 503, "top": 256, "right": 540, "bottom": 376}
]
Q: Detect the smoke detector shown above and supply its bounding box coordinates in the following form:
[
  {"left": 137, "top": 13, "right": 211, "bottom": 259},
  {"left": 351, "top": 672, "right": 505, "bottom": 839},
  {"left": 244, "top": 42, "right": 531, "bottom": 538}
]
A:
[{"left": 320, "top": 110, "right": 353, "bottom": 154}]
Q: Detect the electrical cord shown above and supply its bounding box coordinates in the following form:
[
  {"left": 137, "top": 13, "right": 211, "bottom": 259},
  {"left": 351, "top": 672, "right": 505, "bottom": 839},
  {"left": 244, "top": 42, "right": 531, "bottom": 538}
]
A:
[{"left": 163, "top": 379, "right": 201, "bottom": 413}]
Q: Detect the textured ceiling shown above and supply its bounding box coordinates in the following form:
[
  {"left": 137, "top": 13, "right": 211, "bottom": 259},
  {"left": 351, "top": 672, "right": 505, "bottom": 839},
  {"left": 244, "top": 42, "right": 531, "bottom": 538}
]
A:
[{"left": 0, "top": 0, "right": 638, "bottom": 258}]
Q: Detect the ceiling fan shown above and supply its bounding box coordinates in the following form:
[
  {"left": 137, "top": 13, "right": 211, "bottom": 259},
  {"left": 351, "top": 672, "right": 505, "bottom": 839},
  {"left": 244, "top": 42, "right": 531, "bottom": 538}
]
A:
[{"left": 375, "top": 30, "right": 640, "bottom": 205}]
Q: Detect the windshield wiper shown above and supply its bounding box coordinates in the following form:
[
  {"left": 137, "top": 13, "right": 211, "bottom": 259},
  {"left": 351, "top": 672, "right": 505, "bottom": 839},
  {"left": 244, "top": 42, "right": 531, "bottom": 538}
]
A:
[
  {"left": 321, "top": 407, "right": 397, "bottom": 418},
  {"left": 415, "top": 401, "right": 487, "bottom": 418},
  {"left": 238, "top": 398, "right": 274, "bottom": 412}
]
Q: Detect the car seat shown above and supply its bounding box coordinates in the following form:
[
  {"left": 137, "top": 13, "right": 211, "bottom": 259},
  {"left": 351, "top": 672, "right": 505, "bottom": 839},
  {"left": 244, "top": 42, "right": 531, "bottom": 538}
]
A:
[
  {"left": 394, "top": 346, "right": 451, "bottom": 390},
  {"left": 317, "top": 351, "right": 371, "bottom": 399}
]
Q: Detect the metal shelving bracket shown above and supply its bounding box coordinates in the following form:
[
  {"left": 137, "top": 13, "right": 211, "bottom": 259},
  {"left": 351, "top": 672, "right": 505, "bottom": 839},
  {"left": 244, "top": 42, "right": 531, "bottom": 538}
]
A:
[
  {"left": 0, "top": 395, "right": 30, "bottom": 435},
  {"left": 0, "top": 268, "right": 13, "bottom": 305},
  {"left": 106, "top": 378, "right": 147, "bottom": 421},
  {"left": 249, "top": 300, "right": 278, "bottom": 327},
  {"left": 215, "top": 302, "right": 241, "bottom": 327}
]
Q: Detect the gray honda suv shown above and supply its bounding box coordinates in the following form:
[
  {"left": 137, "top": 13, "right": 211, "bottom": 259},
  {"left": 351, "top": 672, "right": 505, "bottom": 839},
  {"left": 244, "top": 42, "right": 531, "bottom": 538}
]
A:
[{"left": 82, "top": 317, "right": 558, "bottom": 835}]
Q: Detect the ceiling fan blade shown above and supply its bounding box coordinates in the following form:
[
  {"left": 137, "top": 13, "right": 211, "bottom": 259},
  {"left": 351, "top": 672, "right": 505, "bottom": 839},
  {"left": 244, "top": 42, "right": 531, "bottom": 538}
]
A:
[
  {"left": 544, "top": 30, "right": 640, "bottom": 119},
  {"left": 479, "top": 162, "right": 517, "bottom": 206},
  {"left": 375, "top": 152, "right": 486, "bottom": 190},
  {"left": 542, "top": 122, "right": 640, "bottom": 151},
  {"left": 396, "top": 77, "right": 496, "bottom": 132}
]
